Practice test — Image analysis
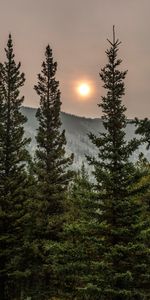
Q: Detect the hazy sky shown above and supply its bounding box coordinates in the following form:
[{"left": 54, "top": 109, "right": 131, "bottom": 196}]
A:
[{"left": 0, "top": 0, "right": 150, "bottom": 118}]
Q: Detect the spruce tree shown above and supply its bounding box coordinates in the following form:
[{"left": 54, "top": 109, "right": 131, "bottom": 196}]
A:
[
  {"left": 134, "top": 117, "right": 150, "bottom": 148},
  {"left": 31, "top": 45, "right": 73, "bottom": 299},
  {"left": 87, "top": 27, "right": 150, "bottom": 299},
  {"left": 57, "top": 164, "right": 99, "bottom": 299},
  {"left": 0, "top": 35, "right": 30, "bottom": 299}
]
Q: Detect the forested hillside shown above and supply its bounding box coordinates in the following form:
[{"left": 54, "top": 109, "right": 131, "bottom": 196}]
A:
[{"left": 22, "top": 106, "right": 149, "bottom": 169}]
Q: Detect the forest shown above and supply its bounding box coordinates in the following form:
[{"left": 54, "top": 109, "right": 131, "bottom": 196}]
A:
[{"left": 0, "top": 28, "right": 150, "bottom": 300}]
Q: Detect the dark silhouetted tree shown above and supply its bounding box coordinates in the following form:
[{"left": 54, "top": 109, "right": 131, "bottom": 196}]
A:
[
  {"left": 0, "top": 35, "right": 30, "bottom": 300},
  {"left": 87, "top": 27, "right": 150, "bottom": 300},
  {"left": 30, "top": 45, "right": 73, "bottom": 299}
]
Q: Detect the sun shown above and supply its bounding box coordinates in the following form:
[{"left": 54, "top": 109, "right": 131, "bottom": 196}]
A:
[{"left": 78, "top": 83, "right": 90, "bottom": 97}]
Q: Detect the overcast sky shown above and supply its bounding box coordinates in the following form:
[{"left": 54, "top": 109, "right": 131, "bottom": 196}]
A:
[{"left": 0, "top": 0, "right": 150, "bottom": 118}]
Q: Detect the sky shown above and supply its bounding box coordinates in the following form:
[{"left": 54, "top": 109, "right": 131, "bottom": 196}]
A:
[{"left": 0, "top": 0, "right": 150, "bottom": 118}]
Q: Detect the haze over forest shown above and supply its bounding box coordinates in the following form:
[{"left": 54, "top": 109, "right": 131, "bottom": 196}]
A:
[{"left": 0, "top": 1, "right": 150, "bottom": 300}]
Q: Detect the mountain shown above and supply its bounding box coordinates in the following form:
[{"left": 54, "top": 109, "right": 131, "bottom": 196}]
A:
[{"left": 21, "top": 106, "right": 149, "bottom": 170}]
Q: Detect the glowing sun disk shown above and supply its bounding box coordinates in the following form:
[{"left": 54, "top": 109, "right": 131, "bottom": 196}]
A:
[{"left": 78, "top": 83, "right": 90, "bottom": 96}]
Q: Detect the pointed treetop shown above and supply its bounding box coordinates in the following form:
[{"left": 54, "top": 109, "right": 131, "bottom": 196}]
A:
[
  {"left": 46, "top": 44, "right": 51, "bottom": 54},
  {"left": 7, "top": 33, "right": 13, "bottom": 47},
  {"left": 5, "top": 34, "right": 15, "bottom": 60},
  {"left": 113, "top": 25, "right": 115, "bottom": 44},
  {"left": 107, "top": 25, "right": 121, "bottom": 47}
]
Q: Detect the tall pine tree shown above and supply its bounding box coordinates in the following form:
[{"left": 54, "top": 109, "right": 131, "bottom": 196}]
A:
[
  {"left": 87, "top": 27, "right": 150, "bottom": 300},
  {"left": 31, "top": 45, "right": 73, "bottom": 299},
  {"left": 57, "top": 164, "right": 100, "bottom": 299},
  {"left": 0, "top": 35, "right": 30, "bottom": 300}
]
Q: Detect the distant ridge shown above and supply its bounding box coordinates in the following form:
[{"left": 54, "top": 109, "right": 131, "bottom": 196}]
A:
[
  {"left": 22, "top": 105, "right": 102, "bottom": 121},
  {"left": 21, "top": 106, "right": 149, "bottom": 169}
]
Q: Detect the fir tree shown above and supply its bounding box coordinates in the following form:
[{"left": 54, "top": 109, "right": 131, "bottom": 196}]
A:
[
  {"left": 57, "top": 164, "right": 98, "bottom": 299},
  {"left": 31, "top": 45, "right": 73, "bottom": 299},
  {"left": 0, "top": 35, "right": 30, "bottom": 299},
  {"left": 134, "top": 117, "right": 150, "bottom": 149},
  {"left": 87, "top": 27, "right": 150, "bottom": 299}
]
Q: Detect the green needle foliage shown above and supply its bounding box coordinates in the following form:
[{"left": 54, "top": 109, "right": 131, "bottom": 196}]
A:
[
  {"left": 134, "top": 117, "right": 150, "bottom": 149},
  {"left": 87, "top": 27, "right": 150, "bottom": 300},
  {"left": 30, "top": 45, "right": 73, "bottom": 299},
  {"left": 57, "top": 164, "right": 100, "bottom": 299},
  {"left": 0, "top": 35, "right": 30, "bottom": 300}
]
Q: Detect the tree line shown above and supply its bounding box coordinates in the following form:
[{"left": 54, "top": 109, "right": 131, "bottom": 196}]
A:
[{"left": 0, "top": 29, "right": 150, "bottom": 300}]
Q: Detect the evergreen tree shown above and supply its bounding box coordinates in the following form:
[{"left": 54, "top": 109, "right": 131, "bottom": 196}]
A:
[
  {"left": 57, "top": 164, "right": 99, "bottom": 299},
  {"left": 0, "top": 35, "right": 30, "bottom": 299},
  {"left": 133, "top": 108, "right": 150, "bottom": 240},
  {"left": 87, "top": 27, "right": 150, "bottom": 299},
  {"left": 31, "top": 45, "right": 73, "bottom": 299},
  {"left": 134, "top": 117, "right": 150, "bottom": 149},
  {"left": 134, "top": 158, "right": 150, "bottom": 248}
]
